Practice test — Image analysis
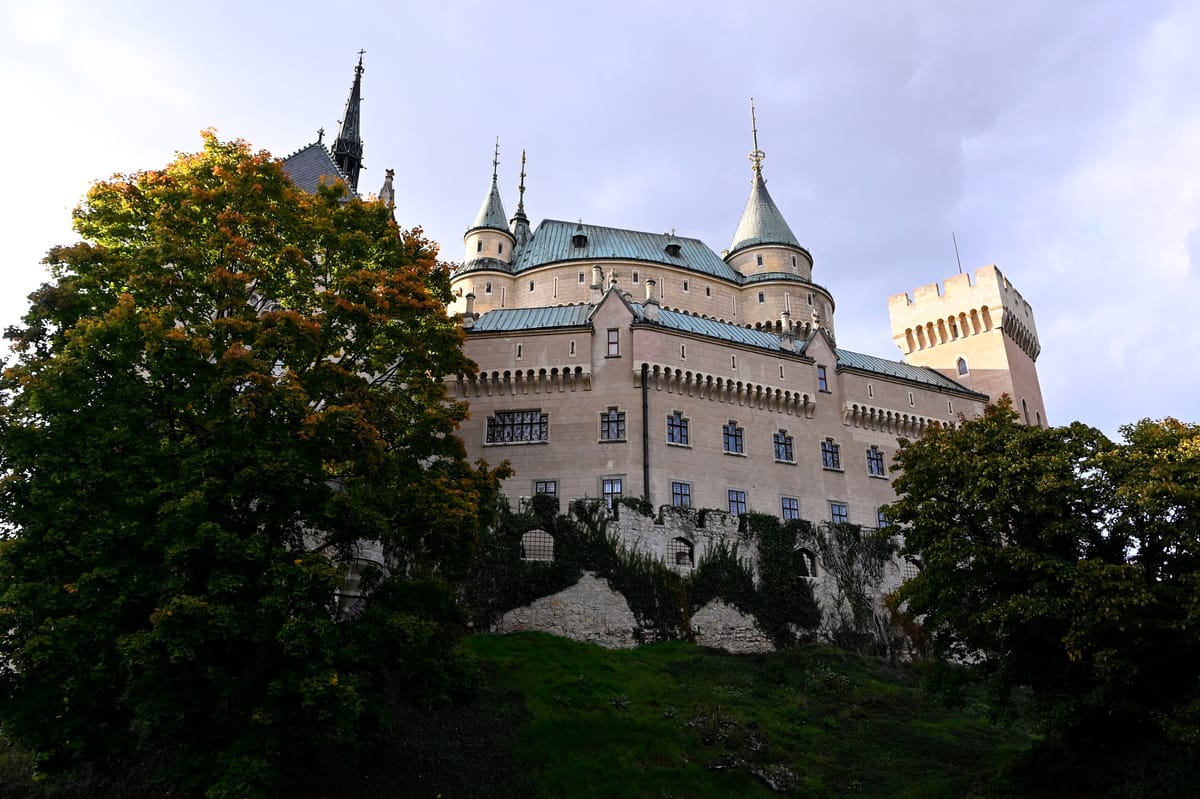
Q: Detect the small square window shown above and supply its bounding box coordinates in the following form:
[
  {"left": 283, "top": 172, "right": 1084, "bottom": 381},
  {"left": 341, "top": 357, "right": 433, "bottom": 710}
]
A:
[
  {"left": 781, "top": 497, "right": 800, "bottom": 520},
  {"left": 830, "top": 501, "right": 849, "bottom": 524},
  {"left": 671, "top": 481, "right": 692, "bottom": 508},
  {"left": 534, "top": 480, "right": 558, "bottom": 497},
  {"left": 728, "top": 489, "right": 747, "bottom": 516}
]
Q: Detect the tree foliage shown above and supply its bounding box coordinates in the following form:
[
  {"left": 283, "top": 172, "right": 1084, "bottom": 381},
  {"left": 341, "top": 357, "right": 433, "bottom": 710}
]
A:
[
  {"left": 0, "top": 134, "right": 505, "bottom": 797},
  {"left": 888, "top": 400, "right": 1200, "bottom": 795}
]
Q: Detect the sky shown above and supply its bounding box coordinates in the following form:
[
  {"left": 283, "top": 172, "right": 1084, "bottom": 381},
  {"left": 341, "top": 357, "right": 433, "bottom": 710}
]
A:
[{"left": 2, "top": 0, "right": 1197, "bottom": 438}]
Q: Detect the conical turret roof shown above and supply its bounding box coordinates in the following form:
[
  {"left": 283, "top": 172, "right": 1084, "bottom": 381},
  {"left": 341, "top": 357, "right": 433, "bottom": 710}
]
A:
[
  {"left": 467, "top": 140, "right": 511, "bottom": 235},
  {"left": 728, "top": 170, "right": 801, "bottom": 256}
]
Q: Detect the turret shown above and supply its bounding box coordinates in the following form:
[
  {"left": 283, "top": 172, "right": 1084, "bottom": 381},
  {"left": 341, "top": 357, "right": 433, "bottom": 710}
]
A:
[
  {"left": 724, "top": 101, "right": 814, "bottom": 281},
  {"left": 332, "top": 52, "right": 365, "bottom": 194},
  {"left": 463, "top": 139, "right": 515, "bottom": 266}
]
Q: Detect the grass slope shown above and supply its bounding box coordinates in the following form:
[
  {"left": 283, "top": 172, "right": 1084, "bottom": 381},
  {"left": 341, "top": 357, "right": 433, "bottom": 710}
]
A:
[{"left": 467, "top": 632, "right": 1031, "bottom": 799}]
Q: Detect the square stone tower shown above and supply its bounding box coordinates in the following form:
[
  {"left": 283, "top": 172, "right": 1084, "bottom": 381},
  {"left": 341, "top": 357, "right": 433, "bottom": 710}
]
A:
[{"left": 888, "top": 265, "right": 1047, "bottom": 426}]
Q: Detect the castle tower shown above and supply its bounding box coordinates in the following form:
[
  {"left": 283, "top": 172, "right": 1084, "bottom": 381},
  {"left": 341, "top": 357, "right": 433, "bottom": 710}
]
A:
[
  {"left": 724, "top": 101, "right": 814, "bottom": 282},
  {"left": 463, "top": 139, "right": 515, "bottom": 266},
  {"left": 888, "top": 264, "right": 1048, "bottom": 426},
  {"left": 332, "top": 52, "right": 366, "bottom": 194}
]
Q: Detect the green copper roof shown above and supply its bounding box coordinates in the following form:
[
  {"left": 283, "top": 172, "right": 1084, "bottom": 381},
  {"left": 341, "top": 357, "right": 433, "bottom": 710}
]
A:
[
  {"left": 835, "top": 349, "right": 986, "bottom": 396},
  {"left": 470, "top": 304, "right": 594, "bottom": 332},
  {"left": 638, "top": 305, "right": 789, "bottom": 350},
  {"left": 728, "top": 172, "right": 802, "bottom": 256},
  {"left": 467, "top": 178, "right": 510, "bottom": 235},
  {"left": 511, "top": 220, "right": 740, "bottom": 281}
]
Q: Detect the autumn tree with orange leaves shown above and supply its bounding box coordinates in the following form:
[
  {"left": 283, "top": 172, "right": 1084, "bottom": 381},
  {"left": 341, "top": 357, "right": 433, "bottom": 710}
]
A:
[{"left": 0, "top": 134, "right": 505, "bottom": 798}]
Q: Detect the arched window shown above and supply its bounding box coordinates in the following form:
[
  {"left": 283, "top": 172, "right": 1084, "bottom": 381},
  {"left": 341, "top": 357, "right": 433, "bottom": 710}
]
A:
[
  {"left": 669, "top": 537, "right": 694, "bottom": 568},
  {"left": 956, "top": 357, "right": 969, "bottom": 375},
  {"left": 796, "top": 547, "right": 817, "bottom": 578},
  {"left": 520, "top": 529, "right": 554, "bottom": 562}
]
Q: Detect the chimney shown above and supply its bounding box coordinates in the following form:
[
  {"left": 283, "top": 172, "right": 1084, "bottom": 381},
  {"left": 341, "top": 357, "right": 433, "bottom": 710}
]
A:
[
  {"left": 643, "top": 278, "right": 660, "bottom": 322},
  {"left": 463, "top": 292, "right": 476, "bottom": 330},
  {"left": 779, "top": 308, "right": 793, "bottom": 349}
]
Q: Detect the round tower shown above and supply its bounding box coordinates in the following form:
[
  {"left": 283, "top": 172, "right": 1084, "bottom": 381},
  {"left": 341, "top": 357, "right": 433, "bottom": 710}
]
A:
[{"left": 454, "top": 140, "right": 516, "bottom": 316}]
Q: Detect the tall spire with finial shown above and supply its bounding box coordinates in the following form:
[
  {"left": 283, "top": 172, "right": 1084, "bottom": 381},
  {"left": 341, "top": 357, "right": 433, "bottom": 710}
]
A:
[
  {"left": 509, "top": 149, "right": 532, "bottom": 248},
  {"left": 728, "top": 98, "right": 801, "bottom": 257},
  {"left": 332, "top": 51, "right": 365, "bottom": 194},
  {"left": 468, "top": 138, "right": 510, "bottom": 234}
]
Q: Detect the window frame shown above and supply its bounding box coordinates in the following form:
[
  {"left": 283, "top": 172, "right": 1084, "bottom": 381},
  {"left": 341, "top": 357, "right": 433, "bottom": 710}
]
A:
[
  {"left": 817, "top": 365, "right": 829, "bottom": 392},
  {"left": 606, "top": 328, "right": 620, "bottom": 357},
  {"left": 666, "top": 411, "right": 690, "bottom": 446},
  {"left": 671, "top": 481, "right": 692, "bottom": 508},
  {"left": 820, "top": 437, "right": 842, "bottom": 470},
  {"left": 722, "top": 420, "right": 745, "bottom": 455},
  {"left": 773, "top": 429, "right": 795, "bottom": 463},
  {"left": 866, "top": 445, "right": 886, "bottom": 478},
  {"left": 781, "top": 496, "right": 800, "bottom": 520},
  {"left": 534, "top": 479, "right": 558, "bottom": 497},
  {"left": 727, "top": 489, "right": 748, "bottom": 516},
  {"left": 601, "top": 477, "right": 623, "bottom": 509},
  {"left": 830, "top": 501, "right": 849, "bottom": 525},
  {"left": 485, "top": 409, "right": 549, "bottom": 445},
  {"left": 599, "top": 407, "right": 627, "bottom": 442}
]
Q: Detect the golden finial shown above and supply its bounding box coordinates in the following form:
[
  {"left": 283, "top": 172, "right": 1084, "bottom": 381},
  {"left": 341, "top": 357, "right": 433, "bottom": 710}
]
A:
[{"left": 749, "top": 98, "right": 765, "bottom": 175}]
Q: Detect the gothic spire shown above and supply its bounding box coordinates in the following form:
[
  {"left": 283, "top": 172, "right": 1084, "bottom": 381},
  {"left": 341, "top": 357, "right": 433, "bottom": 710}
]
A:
[
  {"left": 728, "top": 99, "right": 801, "bottom": 256},
  {"left": 332, "top": 51, "right": 365, "bottom": 194},
  {"left": 468, "top": 138, "right": 510, "bottom": 234},
  {"left": 509, "top": 149, "right": 532, "bottom": 248}
]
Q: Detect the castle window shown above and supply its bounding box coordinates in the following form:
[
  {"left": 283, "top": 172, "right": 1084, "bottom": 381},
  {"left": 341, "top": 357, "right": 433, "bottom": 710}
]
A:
[
  {"left": 499, "top": 243, "right": 504, "bottom": 255},
  {"left": 807, "top": 293, "right": 813, "bottom": 305},
  {"left": 706, "top": 286, "right": 711, "bottom": 297},
  {"left": 781, "top": 496, "right": 800, "bottom": 520},
  {"left": 817, "top": 365, "right": 829, "bottom": 392},
  {"left": 579, "top": 272, "right": 585, "bottom": 283},
  {"left": 779, "top": 365, "right": 785, "bottom": 379},
  {"left": 867, "top": 383, "right": 874, "bottom": 399},
  {"left": 830, "top": 501, "right": 849, "bottom": 525},
  {"left": 485, "top": 281, "right": 492, "bottom": 294},
  {"left": 876, "top": 508, "right": 891, "bottom": 529},
  {"left": 1036, "top": 410, "right": 1043, "bottom": 426},
  {"left": 796, "top": 547, "right": 817, "bottom": 577},
  {"left": 534, "top": 480, "right": 557, "bottom": 497},
  {"left": 529, "top": 280, "right": 534, "bottom": 292},
  {"left": 486, "top": 409, "right": 549, "bottom": 444},
  {"left": 723, "top": 421, "right": 745, "bottom": 455},
  {"left": 908, "top": 391, "right": 915, "bottom": 407},
  {"left": 902, "top": 559, "right": 921, "bottom": 582},
  {"left": 569, "top": 340, "right": 576, "bottom": 357},
  {"left": 572, "top": 232, "right": 588, "bottom": 248},
  {"left": 599, "top": 408, "right": 626, "bottom": 441},
  {"left": 665, "top": 243, "right": 682, "bottom": 257},
  {"left": 758, "top": 291, "right": 765, "bottom": 303},
  {"left": 730, "top": 355, "right": 737, "bottom": 369},
  {"left": 866, "top": 446, "right": 886, "bottom": 477},
  {"left": 727, "top": 489, "right": 748, "bottom": 516},
  {"left": 668, "top": 537, "right": 695, "bottom": 567},
  {"left": 632, "top": 270, "right": 639, "bottom": 283},
  {"left": 515, "top": 343, "right": 523, "bottom": 359},
  {"left": 792, "top": 255, "right": 797, "bottom": 268},
  {"left": 821, "top": 438, "right": 842, "bottom": 470},
  {"left": 756, "top": 254, "right": 763, "bottom": 266},
  {"left": 773, "top": 430, "right": 795, "bottom": 463},
  {"left": 520, "top": 529, "right": 555, "bottom": 562},
  {"left": 957, "top": 357, "right": 969, "bottom": 375},
  {"left": 948, "top": 400, "right": 954, "bottom": 414},
  {"left": 682, "top": 280, "right": 689, "bottom": 292},
  {"left": 601, "top": 477, "right": 623, "bottom": 509},
  {"left": 671, "top": 481, "right": 692, "bottom": 508},
  {"left": 553, "top": 277, "right": 558, "bottom": 298},
  {"left": 476, "top": 240, "right": 483, "bottom": 252},
  {"left": 607, "top": 328, "right": 620, "bottom": 357},
  {"left": 680, "top": 344, "right": 687, "bottom": 359},
  {"left": 667, "top": 411, "right": 690, "bottom": 446},
  {"left": 1022, "top": 398, "right": 1030, "bottom": 424}
]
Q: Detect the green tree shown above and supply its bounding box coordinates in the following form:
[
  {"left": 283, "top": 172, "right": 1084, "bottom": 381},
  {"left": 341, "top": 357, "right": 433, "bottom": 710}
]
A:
[
  {"left": 888, "top": 400, "right": 1200, "bottom": 795},
  {"left": 0, "top": 134, "right": 504, "bottom": 797}
]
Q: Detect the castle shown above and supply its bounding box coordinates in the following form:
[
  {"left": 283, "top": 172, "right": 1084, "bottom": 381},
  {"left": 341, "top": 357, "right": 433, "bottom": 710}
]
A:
[{"left": 286, "top": 57, "right": 1048, "bottom": 534}]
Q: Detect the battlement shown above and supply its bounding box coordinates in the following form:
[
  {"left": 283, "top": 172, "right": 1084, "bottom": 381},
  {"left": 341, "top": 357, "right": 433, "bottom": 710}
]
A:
[{"left": 888, "top": 265, "right": 1040, "bottom": 361}]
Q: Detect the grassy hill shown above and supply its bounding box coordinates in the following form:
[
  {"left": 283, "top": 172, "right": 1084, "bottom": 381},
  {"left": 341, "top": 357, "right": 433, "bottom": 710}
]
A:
[{"left": 449, "top": 632, "right": 1032, "bottom": 799}]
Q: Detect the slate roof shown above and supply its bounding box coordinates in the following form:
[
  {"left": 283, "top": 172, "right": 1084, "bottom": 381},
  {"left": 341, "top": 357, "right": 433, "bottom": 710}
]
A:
[
  {"left": 468, "top": 179, "right": 510, "bottom": 234},
  {"left": 728, "top": 172, "right": 803, "bottom": 256},
  {"left": 510, "top": 220, "right": 741, "bottom": 281},
  {"left": 470, "top": 304, "right": 594, "bottom": 332},
  {"left": 282, "top": 143, "right": 351, "bottom": 195},
  {"left": 836, "top": 349, "right": 986, "bottom": 396}
]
